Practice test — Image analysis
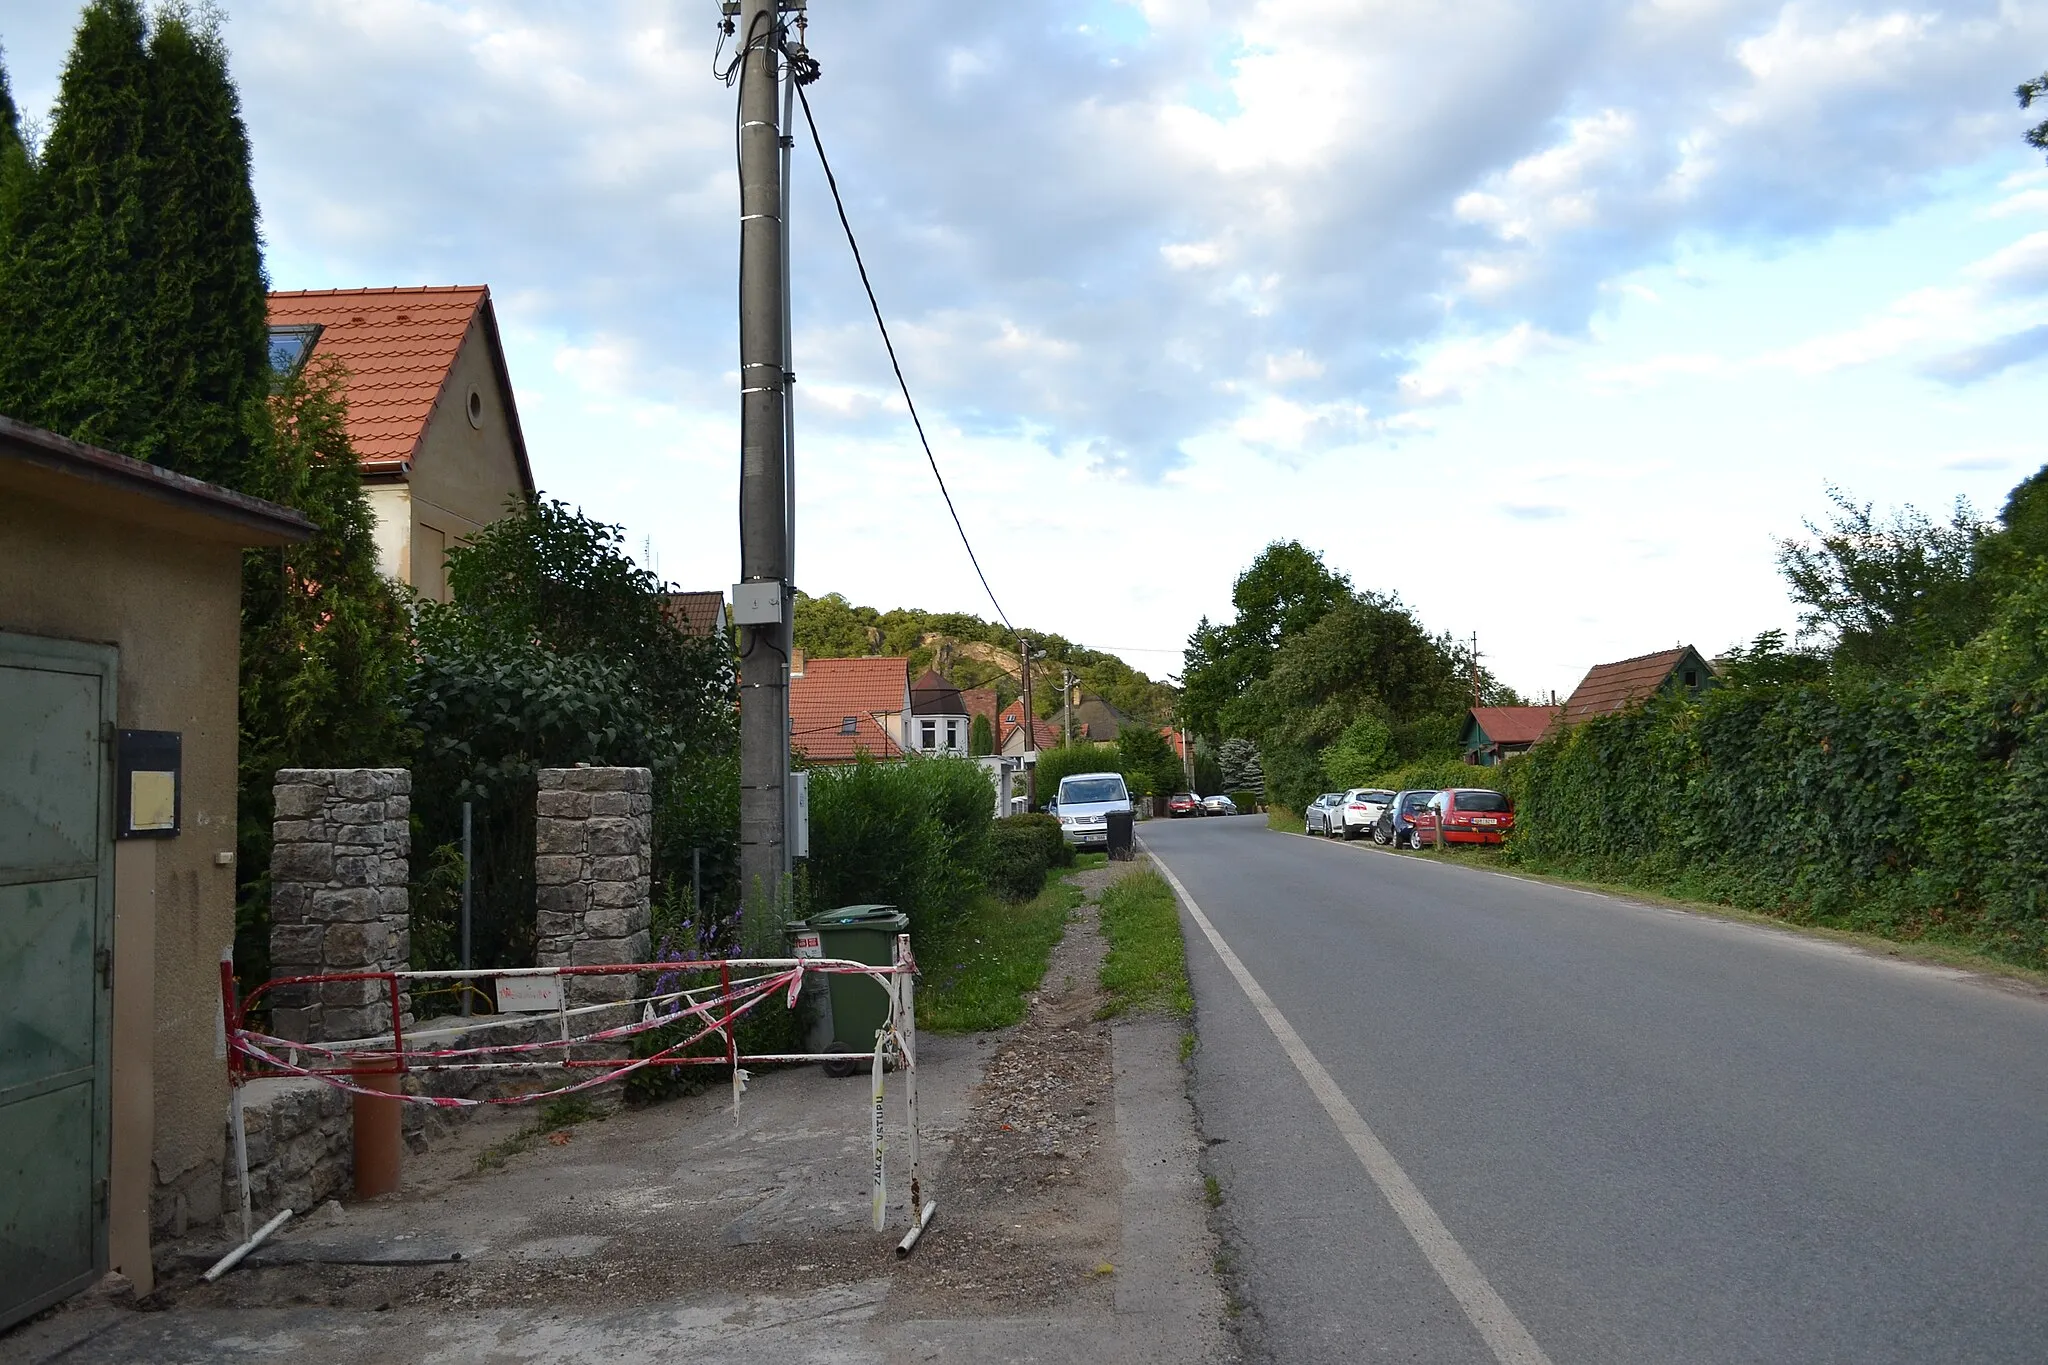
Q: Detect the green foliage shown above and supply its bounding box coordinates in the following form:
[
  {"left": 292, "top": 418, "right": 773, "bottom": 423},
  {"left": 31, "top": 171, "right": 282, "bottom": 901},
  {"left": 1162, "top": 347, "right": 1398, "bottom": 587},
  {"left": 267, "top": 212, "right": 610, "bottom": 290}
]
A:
[
  {"left": 1776, "top": 486, "right": 1990, "bottom": 678},
  {"left": 1322, "top": 713, "right": 1393, "bottom": 788},
  {"left": 969, "top": 711, "right": 995, "bottom": 757},
  {"left": 803, "top": 756, "right": 993, "bottom": 942},
  {"left": 405, "top": 498, "right": 737, "bottom": 971},
  {"left": 2021, "top": 71, "right": 2048, "bottom": 161},
  {"left": 1367, "top": 756, "right": 1505, "bottom": 798},
  {"left": 1191, "top": 739, "right": 1224, "bottom": 796},
  {"left": 984, "top": 813, "right": 1069, "bottom": 902},
  {"left": 1228, "top": 789, "right": 1262, "bottom": 812},
  {"left": 916, "top": 876, "right": 1081, "bottom": 1033},
  {"left": 0, "top": 2, "right": 269, "bottom": 487},
  {"left": 1097, "top": 868, "right": 1193, "bottom": 1018},
  {"left": 1032, "top": 742, "right": 1121, "bottom": 806},
  {"left": 1115, "top": 723, "right": 1182, "bottom": 798},
  {"left": 792, "top": 589, "right": 1175, "bottom": 724},
  {"left": 1179, "top": 540, "right": 1351, "bottom": 738},
  {"left": 234, "top": 359, "right": 411, "bottom": 981},
  {"left": 1218, "top": 737, "right": 1262, "bottom": 795}
]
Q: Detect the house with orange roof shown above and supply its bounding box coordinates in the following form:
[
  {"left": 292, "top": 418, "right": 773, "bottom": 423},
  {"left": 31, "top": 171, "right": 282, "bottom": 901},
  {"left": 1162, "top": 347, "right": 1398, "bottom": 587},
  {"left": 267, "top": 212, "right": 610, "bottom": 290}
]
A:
[
  {"left": 1553, "top": 646, "right": 1716, "bottom": 733},
  {"left": 266, "top": 286, "right": 535, "bottom": 600},
  {"left": 789, "top": 655, "right": 912, "bottom": 764},
  {"left": 1459, "top": 705, "right": 1561, "bottom": 766}
]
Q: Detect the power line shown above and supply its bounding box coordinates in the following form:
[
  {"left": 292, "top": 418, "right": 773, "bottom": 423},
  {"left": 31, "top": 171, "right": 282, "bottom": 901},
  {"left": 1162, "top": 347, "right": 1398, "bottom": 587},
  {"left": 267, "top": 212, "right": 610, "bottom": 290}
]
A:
[{"left": 788, "top": 77, "right": 1014, "bottom": 633}]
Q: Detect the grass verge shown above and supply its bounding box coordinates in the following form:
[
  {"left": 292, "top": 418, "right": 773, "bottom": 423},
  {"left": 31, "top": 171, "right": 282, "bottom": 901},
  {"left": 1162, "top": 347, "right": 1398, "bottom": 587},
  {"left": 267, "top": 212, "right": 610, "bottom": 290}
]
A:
[
  {"left": 917, "top": 873, "right": 1086, "bottom": 1032},
  {"left": 1386, "top": 842, "right": 2048, "bottom": 990},
  {"left": 1098, "top": 866, "right": 1194, "bottom": 1017},
  {"left": 1265, "top": 804, "right": 1305, "bottom": 835}
]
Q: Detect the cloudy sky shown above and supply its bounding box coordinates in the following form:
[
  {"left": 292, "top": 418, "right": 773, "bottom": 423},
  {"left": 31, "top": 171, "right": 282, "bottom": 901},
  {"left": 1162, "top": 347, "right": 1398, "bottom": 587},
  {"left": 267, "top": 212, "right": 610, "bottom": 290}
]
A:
[{"left": 7, "top": 1, "right": 2047, "bottom": 698}]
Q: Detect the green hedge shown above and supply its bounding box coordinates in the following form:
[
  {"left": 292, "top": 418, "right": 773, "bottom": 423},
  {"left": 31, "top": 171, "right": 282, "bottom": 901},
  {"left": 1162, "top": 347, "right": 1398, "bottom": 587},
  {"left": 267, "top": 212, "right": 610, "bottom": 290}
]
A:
[
  {"left": 1031, "top": 742, "right": 1120, "bottom": 807},
  {"left": 985, "top": 812, "right": 1072, "bottom": 902},
  {"left": 804, "top": 756, "right": 994, "bottom": 942},
  {"left": 1364, "top": 758, "right": 1508, "bottom": 797},
  {"left": 1500, "top": 577, "right": 2048, "bottom": 967}
]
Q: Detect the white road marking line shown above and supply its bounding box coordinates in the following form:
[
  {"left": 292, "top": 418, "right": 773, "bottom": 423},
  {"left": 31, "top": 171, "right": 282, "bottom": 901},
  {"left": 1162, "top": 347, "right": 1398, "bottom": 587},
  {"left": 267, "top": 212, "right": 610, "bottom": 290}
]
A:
[{"left": 1145, "top": 846, "right": 1556, "bottom": 1365}]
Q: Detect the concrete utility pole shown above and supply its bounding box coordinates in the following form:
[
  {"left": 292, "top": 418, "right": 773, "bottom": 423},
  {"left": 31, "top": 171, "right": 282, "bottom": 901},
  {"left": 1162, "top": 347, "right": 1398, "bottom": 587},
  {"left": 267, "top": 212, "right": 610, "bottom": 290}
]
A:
[
  {"left": 735, "top": 0, "right": 789, "bottom": 908},
  {"left": 1020, "top": 637, "right": 1037, "bottom": 809},
  {"left": 1062, "top": 667, "right": 1075, "bottom": 747}
]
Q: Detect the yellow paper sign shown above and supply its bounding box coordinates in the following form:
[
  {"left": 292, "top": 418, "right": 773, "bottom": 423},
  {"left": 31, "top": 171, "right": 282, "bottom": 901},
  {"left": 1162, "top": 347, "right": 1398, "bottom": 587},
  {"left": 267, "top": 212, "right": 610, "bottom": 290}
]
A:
[{"left": 131, "top": 770, "right": 176, "bottom": 831}]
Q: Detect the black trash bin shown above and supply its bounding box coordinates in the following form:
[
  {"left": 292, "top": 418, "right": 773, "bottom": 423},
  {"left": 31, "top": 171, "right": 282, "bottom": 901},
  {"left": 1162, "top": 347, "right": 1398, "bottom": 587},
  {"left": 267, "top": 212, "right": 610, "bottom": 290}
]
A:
[{"left": 1106, "top": 809, "right": 1135, "bottom": 860}]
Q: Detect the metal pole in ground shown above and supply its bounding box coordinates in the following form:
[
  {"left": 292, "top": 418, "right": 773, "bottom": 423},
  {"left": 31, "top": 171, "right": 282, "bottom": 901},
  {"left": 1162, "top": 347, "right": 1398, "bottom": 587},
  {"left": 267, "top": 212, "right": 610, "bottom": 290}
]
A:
[
  {"left": 735, "top": 0, "right": 789, "bottom": 913},
  {"left": 1021, "top": 636, "right": 1036, "bottom": 809},
  {"left": 460, "top": 800, "right": 472, "bottom": 1017}
]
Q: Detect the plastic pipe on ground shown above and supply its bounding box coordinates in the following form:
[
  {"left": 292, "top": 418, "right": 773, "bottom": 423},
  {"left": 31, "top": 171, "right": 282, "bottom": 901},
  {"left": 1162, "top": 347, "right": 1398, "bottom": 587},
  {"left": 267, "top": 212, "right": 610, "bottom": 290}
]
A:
[{"left": 202, "top": 1208, "right": 294, "bottom": 1283}]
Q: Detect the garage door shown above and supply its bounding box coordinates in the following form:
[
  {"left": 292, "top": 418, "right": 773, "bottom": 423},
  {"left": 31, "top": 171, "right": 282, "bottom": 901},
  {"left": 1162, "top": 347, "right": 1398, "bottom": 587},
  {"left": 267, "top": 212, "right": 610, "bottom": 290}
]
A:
[{"left": 0, "top": 632, "right": 116, "bottom": 1330}]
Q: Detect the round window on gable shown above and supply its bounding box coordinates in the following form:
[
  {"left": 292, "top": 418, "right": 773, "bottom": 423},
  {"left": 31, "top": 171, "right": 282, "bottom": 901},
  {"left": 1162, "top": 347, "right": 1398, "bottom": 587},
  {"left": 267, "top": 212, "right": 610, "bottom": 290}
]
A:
[{"left": 466, "top": 387, "right": 485, "bottom": 429}]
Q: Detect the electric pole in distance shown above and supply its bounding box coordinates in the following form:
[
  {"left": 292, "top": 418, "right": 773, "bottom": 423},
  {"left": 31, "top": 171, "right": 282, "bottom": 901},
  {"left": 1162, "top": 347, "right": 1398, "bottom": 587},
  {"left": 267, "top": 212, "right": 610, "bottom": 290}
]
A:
[
  {"left": 730, "top": 0, "right": 793, "bottom": 910},
  {"left": 1020, "top": 637, "right": 1037, "bottom": 809}
]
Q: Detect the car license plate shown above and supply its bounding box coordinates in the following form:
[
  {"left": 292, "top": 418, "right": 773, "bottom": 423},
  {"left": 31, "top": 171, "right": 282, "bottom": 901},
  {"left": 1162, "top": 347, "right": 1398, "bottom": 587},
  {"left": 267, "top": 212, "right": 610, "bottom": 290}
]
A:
[{"left": 1475, "top": 818, "right": 1497, "bottom": 827}]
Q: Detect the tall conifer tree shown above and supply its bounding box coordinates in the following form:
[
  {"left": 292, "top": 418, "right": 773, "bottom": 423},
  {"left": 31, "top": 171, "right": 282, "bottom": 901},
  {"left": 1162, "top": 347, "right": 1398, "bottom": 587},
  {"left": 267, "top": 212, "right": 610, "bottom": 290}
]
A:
[
  {"left": 0, "top": 0, "right": 155, "bottom": 452},
  {"left": 0, "top": 51, "right": 36, "bottom": 406},
  {"left": 141, "top": 6, "right": 268, "bottom": 486}
]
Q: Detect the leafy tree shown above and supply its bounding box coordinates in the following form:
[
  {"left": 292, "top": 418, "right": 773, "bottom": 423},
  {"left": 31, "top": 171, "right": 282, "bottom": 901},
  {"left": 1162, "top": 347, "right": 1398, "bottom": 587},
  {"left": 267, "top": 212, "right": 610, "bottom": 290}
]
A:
[
  {"left": 1776, "top": 486, "right": 1990, "bottom": 678},
  {"left": 969, "top": 711, "right": 995, "bottom": 757},
  {"left": 1322, "top": 713, "right": 1393, "bottom": 788},
  {"left": 1115, "top": 724, "right": 1183, "bottom": 798},
  {"left": 1179, "top": 541, "right": 1350, "bottom": 738},
  {"left": 2020, "top": 71, "right": 2048, "bottom": 161},
  {"left": 1191, "top": 739, "right": 1224, "bottom": 796},
  {"left": 406, "top": 499, "right": 738, "bottom": 971}
]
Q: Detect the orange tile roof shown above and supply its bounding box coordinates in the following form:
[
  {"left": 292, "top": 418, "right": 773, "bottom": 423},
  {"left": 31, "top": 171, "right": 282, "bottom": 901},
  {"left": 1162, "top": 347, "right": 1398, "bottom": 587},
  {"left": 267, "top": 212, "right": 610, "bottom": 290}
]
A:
[
  {"left": 791, "top": 656, "right": 909, "bottom": 763},
  {"left": 661, "top": 591, "right": 728, "bottom": 639},
  {"left": 266, "top": 286, "right": 531, "bottom": 486},
  {"left": 960, "top": 686, "right": 999, "bottom": 731},
  {"left": 1556, "top": 648, "right": 1700, "bottom": 729},
  {"left": 1466, "top": 706, "right": 1560, "bottom": 746}
]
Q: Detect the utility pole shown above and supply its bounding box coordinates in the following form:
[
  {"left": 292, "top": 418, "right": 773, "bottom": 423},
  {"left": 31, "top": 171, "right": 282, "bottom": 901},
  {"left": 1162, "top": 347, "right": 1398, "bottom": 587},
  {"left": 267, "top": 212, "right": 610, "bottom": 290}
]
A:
[
  {"left": 733, "top": 0, "right": 790, "bottom": 909},
  {"left": 1061, "top": 666, "right": 1075, "bottom": 747},
  {"left": 1469, "top": 631, "right": 1481, "bottom": 709},
  {"left": 1020, "top": 637, "right": 1037, "bottom": 809}
]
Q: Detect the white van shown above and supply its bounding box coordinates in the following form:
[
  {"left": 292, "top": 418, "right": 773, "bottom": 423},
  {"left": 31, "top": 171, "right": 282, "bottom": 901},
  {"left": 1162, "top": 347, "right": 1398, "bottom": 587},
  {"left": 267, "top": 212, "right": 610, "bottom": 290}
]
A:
[{"left": 1055, "top": 771, "right": 1132, "bottom": 849}]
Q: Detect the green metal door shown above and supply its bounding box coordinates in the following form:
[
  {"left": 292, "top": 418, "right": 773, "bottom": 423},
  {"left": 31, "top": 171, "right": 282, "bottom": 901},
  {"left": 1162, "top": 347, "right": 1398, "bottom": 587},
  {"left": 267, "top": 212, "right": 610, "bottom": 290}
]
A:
[{"left": 0, "top": 632, "right": 116, "bottom": 1329}]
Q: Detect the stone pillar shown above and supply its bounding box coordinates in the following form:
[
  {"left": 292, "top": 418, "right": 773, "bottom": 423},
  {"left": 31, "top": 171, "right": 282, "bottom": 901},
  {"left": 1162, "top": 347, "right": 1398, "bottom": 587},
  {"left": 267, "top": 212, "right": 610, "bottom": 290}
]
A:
[
  {"left": 534, "top": 767, "right": 653, "bottom": 1006},
  {"left": 269, "top": 769, "right": 412, "bottom": 1043}
]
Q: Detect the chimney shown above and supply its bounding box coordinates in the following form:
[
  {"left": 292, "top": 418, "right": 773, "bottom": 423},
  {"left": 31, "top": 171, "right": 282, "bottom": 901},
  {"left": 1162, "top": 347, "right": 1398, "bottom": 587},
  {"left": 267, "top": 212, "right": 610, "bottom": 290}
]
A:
[{"left": 790, "top": 648, "right": 806, "bottom": 679}]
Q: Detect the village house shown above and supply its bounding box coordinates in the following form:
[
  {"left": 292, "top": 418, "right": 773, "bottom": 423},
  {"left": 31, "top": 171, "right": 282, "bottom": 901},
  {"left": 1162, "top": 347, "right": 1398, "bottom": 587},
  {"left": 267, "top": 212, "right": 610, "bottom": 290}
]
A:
[
  {"left": 266, "top": 286, "right": 535, "bottom": 600},
  {"left": 788, "top": 653, "right": 912, "bottom": 763},
  {"left": 1460, "top": 705, "right": 1562, "bottom": 766},
  {"left": 1554, "top": 646, "right": 1717, "bottom": 731}
]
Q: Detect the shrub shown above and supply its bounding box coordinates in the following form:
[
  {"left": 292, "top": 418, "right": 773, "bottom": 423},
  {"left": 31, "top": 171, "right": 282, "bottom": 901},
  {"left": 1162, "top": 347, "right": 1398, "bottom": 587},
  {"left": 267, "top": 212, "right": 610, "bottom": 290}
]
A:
[
  {"left": 1229, "top": 789, "right": 1263, "bottom": 812},
  {"left": 805, "top": 756, "right": 994, "bottom": 941},
  {"left": 1032, "top": 742, "right": 1119, "bottom": 807},
  {"left": 986, "top": 820, "right": 1053, "bottom": 902}
]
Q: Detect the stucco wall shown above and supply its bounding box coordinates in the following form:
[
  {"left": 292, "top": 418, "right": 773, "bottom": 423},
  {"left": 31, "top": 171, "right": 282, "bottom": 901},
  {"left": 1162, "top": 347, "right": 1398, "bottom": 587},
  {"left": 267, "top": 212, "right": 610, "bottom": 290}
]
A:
[
  {"left": 406, "top": 320, "right": 527, "bottom": 599},
  {"left": 0, "top": 490, "right": 243, "bottom": 1246}
]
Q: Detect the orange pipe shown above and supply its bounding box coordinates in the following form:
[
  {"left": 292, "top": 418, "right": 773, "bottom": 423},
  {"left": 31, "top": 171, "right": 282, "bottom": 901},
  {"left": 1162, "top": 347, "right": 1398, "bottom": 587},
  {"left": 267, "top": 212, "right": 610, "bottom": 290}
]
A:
[{"left": 352, "top": 1073, "right": 402, "bottom": 1198}]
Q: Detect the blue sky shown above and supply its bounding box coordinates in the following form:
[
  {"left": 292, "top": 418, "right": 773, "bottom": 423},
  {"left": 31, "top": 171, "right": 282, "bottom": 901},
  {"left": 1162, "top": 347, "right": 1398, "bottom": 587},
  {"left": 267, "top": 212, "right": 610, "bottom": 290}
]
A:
[{"left": 5, "top": 1, "right": 2046, "bottom": 698}]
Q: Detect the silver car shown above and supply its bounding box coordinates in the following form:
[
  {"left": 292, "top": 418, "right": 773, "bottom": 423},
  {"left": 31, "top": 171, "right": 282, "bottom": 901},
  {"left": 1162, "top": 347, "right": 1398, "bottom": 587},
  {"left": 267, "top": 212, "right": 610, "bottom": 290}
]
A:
[
  {"left": 1200, "top": 793, "right": 1239, "bottom": 815},
  {"left": 1055, "top": 772, "right": 1132, "bottom": 849},
  {"left": 1303, "top": 792, "right": 1346, "bottom": 835}
]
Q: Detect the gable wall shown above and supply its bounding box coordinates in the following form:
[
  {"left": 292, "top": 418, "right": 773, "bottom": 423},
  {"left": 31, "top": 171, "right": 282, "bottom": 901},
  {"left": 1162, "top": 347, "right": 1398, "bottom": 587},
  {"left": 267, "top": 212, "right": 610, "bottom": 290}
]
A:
[{"left": 404, "top": 319, "right": 528, "bottom": 600}]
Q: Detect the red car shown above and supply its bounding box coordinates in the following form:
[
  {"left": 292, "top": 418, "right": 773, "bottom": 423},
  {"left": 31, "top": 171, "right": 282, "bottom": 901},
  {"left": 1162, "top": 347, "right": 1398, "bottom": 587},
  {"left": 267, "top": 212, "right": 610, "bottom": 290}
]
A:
[
  {"left": 1427, "top": 788, "right": 1514, "bottom": 845},
  {"left": 1167, "top": 791, "right": 1202, "bottom": 818}
]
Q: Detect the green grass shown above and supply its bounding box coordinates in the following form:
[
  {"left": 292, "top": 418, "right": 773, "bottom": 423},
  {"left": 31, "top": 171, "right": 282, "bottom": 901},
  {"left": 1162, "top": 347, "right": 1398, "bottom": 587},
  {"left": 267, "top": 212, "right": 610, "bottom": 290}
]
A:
[
  {"left": 1074, "top": 851, "right": 1109, "bottom": 871},
  {"left": 1097, "top": 867, "right": 1194, "bottom": 1017},
  {"left": 1265, "top": 804, "right": 1306, "bottom": 835},
  {"left": 917, "top": 875, "right": 1085, "bottom": 1032}
]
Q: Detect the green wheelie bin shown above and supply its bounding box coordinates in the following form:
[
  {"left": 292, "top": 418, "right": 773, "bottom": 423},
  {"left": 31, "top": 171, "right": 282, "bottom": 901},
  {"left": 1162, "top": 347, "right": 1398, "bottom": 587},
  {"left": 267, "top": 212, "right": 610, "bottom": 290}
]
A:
[{"left": 786, "top": 904, "right": 909, "bottom": 1076}]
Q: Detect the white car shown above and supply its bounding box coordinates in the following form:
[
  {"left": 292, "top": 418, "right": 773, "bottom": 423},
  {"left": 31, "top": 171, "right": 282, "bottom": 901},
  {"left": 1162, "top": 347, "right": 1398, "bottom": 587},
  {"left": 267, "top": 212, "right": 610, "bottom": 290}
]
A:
[
  {"left": 1200, "top": 793, "right": 1239, "bottom": 815},
  {"left": 1332, "top": 788, "right": 1395, "bottom": 841},
  {"left": 1055, "top": 772, "right": 1133, "bottom": 849}
]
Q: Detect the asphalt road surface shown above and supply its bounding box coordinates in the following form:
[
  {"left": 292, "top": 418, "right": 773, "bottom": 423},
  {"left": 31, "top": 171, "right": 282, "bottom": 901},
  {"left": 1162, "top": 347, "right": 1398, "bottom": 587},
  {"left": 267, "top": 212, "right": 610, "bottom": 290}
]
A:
[{"left": 1142, "top": 816, "right": 2048, "bottom": 1365}]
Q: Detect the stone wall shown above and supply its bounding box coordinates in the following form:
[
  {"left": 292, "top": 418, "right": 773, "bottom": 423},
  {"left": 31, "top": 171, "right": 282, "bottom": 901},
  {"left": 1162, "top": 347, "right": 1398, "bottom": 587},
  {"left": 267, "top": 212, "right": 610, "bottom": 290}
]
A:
[
  {"left": 535, "top": 767, "right": 653, "bottom": 1005},
  {"left": 268, "top": 769, "right": 412, "bottom": 1043}
]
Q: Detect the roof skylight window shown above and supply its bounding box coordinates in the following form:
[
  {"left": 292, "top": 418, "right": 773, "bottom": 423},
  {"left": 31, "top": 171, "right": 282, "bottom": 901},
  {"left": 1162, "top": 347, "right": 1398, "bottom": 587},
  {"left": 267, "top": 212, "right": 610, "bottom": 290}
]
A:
[{"left": 267, "top": 323, "right": 322, "bottom": 377}]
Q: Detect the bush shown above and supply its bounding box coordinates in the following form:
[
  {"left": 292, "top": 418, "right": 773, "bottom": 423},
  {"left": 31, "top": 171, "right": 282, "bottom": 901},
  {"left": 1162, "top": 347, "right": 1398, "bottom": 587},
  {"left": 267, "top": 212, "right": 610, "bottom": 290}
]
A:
[
  {"left": 805, "top": 756, "right": 994, "bottom": 942},
  {"left": 984, "top": 812, "right": 1072, "bottom": 902},
  {"left": 1229, "top": 789, "right": 1263, "bottom": 812},
  {"left": 1367, "top": 758, "right": 1508, "bottom": 798},
  {"left": 1031, "top": 742, "right": 1119, "bottom": 807}
]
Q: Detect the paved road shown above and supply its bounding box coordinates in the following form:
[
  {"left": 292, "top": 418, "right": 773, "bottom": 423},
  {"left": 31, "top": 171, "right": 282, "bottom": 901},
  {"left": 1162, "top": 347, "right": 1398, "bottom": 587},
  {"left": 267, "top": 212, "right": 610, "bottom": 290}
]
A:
[{"left": 1142, "top": 817, "right": 2048, "bottom": 1365}]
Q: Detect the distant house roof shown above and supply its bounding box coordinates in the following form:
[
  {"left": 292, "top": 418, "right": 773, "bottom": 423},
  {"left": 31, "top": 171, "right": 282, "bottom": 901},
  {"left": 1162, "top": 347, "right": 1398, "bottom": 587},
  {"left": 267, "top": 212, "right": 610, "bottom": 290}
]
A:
[
  {"left": 265, "top": 285, "right": 535, "bottom": 490},
  {"left": 1070, "top": 694, "right": 1129, "bottom": 741},
  {"left": 961, "top": 686, "right": 1000, "bottom": 734},
  {"left": 1464, "top": 706, "right": 1560, "bottom": 747},
  {"left": 791, "top": 656, "right": 908, "bottom": 763},
  {"left": 661, "top": 591, "right": 727, "bottom": 639},
  {"left": 910, "top": 668, "right": 968, "bottom": 717},
  {"left": 1555, "top": 647, "right": 1712, "bottom": 729}
]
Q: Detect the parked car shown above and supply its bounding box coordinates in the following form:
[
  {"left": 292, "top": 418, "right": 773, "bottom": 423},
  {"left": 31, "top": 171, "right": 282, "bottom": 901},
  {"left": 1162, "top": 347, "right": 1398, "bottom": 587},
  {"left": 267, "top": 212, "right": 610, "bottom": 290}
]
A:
[
  {"left": 1167, "top": 791, "right": 1202, "bottom": 818},
  {"left": 1373, "top": 790, "right": 1439, "bottom": 849},
  {"left": 1427, "top": 788, "right": 1514, "bottom": 846},
  {"left": 1333, "top": 788, "right": 1395, "bottom": 841},
  {"left": 1304, "top": 792, "right": 1346, "bottom": 835},
  {"left": 1201, "top": 793, "right": 1239, "bottom": 815},
  {"left": 1055, "top": 772, "right": 1132, "bottom": 849}
]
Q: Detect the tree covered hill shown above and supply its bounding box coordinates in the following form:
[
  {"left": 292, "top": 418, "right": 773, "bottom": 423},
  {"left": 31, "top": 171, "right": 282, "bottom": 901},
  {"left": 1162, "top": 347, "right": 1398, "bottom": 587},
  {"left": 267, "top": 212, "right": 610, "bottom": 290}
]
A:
[{"left": 793, "top": 590, "right": 1176, "bottom": 724}]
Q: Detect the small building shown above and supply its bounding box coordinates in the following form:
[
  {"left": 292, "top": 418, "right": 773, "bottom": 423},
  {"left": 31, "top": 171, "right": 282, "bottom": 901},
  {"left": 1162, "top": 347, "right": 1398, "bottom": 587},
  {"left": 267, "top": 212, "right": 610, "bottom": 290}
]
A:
[
  {"left": 997, "top": 695, "right": 1063, "bottom": 757},
  {"left": 960, "top": 685, "right": 1000, "bottom": 752},
  {"left": 1068, "top": 693, "right": 1129, "bottom": 742},
  {"left": 909, "top": 669, "right": 971, "bottom": 756},
  {"left": 1460, "top": 706, "right": 1561, "bottom": 766},
  {"left": 0, "top": 415, "right": 314, "bottom": 1322},
  {"left": 1554, "top": 646, "right": 1716, "bottom": 731},
  {"left": 266, "top": 286, "right": 535, "bottom": 601},
  {"left": 789, "top": 656, "right": 911, "bottom": 763}
]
